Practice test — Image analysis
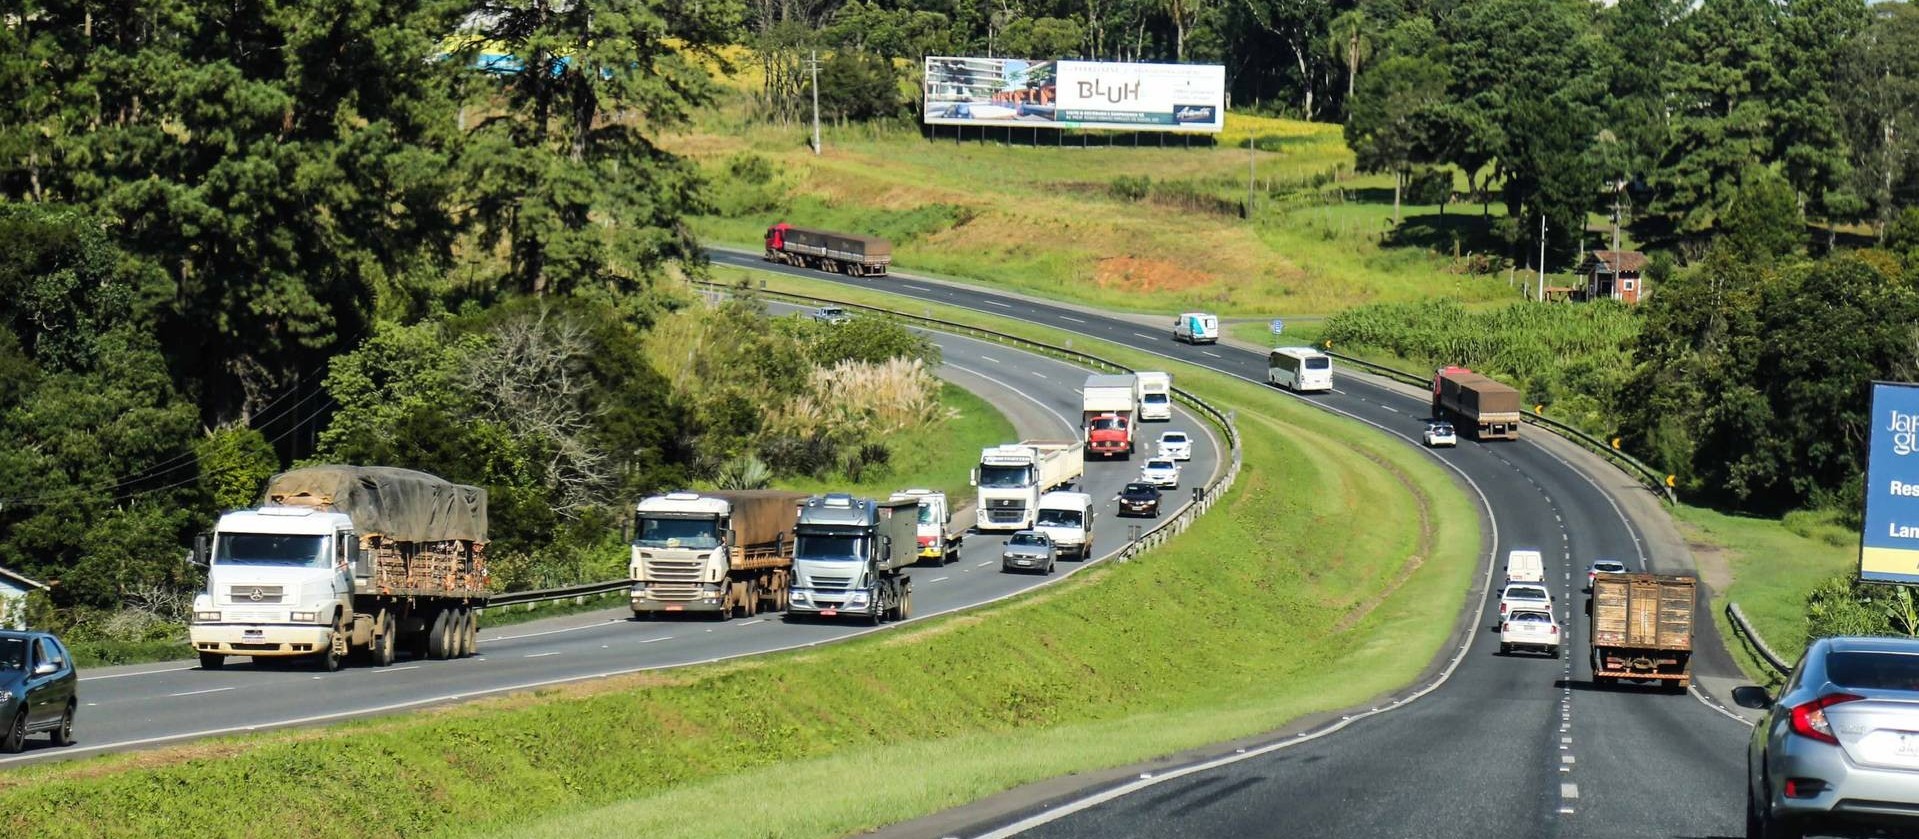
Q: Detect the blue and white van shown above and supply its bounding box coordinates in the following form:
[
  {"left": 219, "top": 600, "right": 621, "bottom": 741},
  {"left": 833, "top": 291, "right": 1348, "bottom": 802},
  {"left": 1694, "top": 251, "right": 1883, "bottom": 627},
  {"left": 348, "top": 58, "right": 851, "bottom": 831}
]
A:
[{"left": 1174, "top": 312, "right": 1219, "bottom": 345}]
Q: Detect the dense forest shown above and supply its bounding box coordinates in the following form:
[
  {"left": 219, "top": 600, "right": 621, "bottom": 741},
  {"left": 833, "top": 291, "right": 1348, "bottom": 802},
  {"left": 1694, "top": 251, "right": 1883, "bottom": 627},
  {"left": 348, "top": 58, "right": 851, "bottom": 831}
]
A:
[{"left": 4, "top": 0, "right": 1919, "bottom": 629}]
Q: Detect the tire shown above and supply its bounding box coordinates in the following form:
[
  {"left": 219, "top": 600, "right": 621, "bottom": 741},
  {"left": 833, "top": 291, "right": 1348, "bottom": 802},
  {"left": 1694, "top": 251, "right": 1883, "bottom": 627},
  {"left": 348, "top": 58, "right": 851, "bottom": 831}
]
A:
[
  {"left": 1, "top": 711, "right": 23, "bottom": 754},
  {"left": 1551, "top": 646, "right": 1562, "bottom": 659},
  {"left": 465, "top": 609, "right": 480, "bottom": 657},
  {"left": 426, "top": 610, "right": 453, "bottom": 660},
  {"left": 743, "top": 583, "right": 759, "bottom": 618},
  {"left": 317, "top": 639, "right": 342, "bottom": 672},
  {"left": 1499, "top": 643, "right": 1510, "bottom": 655},
  {"left": 371, "top": 613, "right": 397, "bottom": 667},
  {"left": 198, "top": 651, "right": 225, "bottom": 671},
  {"left": 1046, "top": 558, "right": 1056, "bottom": 575},
  {"left": 450, "top": 610, "right": 470, "bottom": 658},
  {"left": 51, "top": 703, "right": 74, "bottom": 747},
  {"left": 1753, "top": 775, "right": 1806, "bottom": 839}
]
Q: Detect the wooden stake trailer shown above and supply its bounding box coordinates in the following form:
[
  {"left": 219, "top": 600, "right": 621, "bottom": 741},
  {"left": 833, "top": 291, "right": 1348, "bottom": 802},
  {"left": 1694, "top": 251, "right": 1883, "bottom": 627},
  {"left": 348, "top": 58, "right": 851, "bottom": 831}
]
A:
[
  {"left": 1587, "top": 573, "right": 1695, "bottom": 690},
  {"left": 763, "top": 223, "right": 893, "bottom": 277}
]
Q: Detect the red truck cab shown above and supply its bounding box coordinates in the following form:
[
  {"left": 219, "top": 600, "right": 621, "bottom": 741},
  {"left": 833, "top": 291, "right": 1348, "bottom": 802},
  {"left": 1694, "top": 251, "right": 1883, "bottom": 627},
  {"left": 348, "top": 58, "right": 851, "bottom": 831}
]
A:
[{"left": 1085, "top": 413, "right": 1134, "bottom": 457}]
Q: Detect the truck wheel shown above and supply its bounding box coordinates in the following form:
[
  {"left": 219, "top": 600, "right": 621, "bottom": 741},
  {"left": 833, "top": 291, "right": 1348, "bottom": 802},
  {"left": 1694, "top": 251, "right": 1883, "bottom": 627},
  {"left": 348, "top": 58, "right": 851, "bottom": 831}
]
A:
[
  {"left": 743, "top": 583, "right": 759, "bottom": 618},
  {"left": 317, "top": 641, "right": 342, "bottom": 672},
  {"left": 464, "top": 610, "right": 480, "bottom": 657},
  {"left": 901, "top": 590, "right": 913, "bottom": 620},
  {"left": 426, "top": 610, "right": 453, "bottom": 660},
  {"left": 198, "top": 652, "right": 225, "bottom": 671},
  {"left": 371, "top": 613, "right": 396, "bottom": 667},
  {"left": 449, "top": 610, "right": 470, "bottom": 658}
]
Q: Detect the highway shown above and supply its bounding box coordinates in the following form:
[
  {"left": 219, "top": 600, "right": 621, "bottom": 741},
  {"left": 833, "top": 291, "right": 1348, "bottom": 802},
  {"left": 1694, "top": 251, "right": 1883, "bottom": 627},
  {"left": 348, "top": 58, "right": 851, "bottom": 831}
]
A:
[
  {"left": 710, "top": 249, "right": 1758, "bottom": 839},
  {"left": 0, "top": 313, "right": 1223, "bottom": 767}
]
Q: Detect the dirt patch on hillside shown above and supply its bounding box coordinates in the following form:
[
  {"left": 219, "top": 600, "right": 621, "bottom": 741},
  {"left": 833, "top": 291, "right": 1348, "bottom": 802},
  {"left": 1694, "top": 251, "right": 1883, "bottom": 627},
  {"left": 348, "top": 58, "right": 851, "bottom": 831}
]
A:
[{"left": 1093, "top": 257, "right": 1215, "bottom": 293}]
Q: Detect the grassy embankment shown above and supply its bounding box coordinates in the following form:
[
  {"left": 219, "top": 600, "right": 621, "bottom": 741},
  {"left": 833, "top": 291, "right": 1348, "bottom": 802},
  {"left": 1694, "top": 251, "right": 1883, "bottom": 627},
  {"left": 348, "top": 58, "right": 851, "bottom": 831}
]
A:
[
  {"left": 0, "top": 278, "right": 1480, "bottom": 839},
  {"left": 673, "top": 100, "right": 1524, "bottom": 317},
  {"left": 1678, "top": 505, "right": 1857, "bottom": 684}
]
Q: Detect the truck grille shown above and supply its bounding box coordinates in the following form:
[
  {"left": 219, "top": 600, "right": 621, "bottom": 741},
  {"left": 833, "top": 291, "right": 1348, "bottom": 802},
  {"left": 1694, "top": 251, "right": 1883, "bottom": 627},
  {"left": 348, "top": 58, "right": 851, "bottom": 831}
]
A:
[
  {"left": 225, "top": 585, "right": 284, "bottom": 604},
  {"left": 643, "top": 583, "right": 701, "bottom": 601},
  {"left": 986, "top": 499, "right": 1022, "bottom": 509},
  {"left": 222, "top": 609, "right": 284, "bottom": 623},
  {"left": 986, "top": 509, "right": 1027, "bottom": 524},
  {"left": 807, "top": 574, "right": 854, "bottom": 590},
  {"left": 644, "top": 558, "right": 704, "bottom": 583}
]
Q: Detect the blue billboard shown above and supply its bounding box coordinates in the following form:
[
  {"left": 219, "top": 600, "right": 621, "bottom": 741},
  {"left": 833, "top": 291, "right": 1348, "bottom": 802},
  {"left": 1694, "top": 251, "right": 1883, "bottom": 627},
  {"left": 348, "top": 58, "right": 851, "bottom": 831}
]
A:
[{"left": 1862, "top": 382, "right": 1919, "bottom": 583}]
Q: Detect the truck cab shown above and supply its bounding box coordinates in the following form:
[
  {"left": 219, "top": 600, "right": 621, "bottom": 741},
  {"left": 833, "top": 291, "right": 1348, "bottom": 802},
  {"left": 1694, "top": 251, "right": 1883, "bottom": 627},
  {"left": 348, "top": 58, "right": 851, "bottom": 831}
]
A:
[
  {"left": 191, "top": 507, "right": 357, "bottom": 668},
  {"left": 1034, "top": 492, "right": 1096, "bottom": 560},
  {"left": 788, "top": 495, "right": 916, "bottom": 624},
  {"left": 1137, "top": 372, "right": 1173, "bottom": 421},
  {"left": 890, "top": 489, "right": 961, "bottom": 565},
  {"left": 631, "top": 493, "right": 733, "bottom": 614}
]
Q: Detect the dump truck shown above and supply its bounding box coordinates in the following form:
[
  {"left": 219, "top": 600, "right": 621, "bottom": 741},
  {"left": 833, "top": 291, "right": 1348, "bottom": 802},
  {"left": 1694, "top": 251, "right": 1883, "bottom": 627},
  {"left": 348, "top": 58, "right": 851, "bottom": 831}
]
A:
[
  {"left": 630, "top": 490, "right": 808, "bottom": 620},
  {"left": 763, "top": 223, "right": 892, "bottom": 277},
  {"left": 974, "top": 441, "right": 1086, "bottom": 531},
  {"left": 1587, "top": 573, "right": 1695, "bottom": 690},
  {"left": 891, "top": 489, "right": 965, "bottom": 566},
  {"left": 189, "top": 466, "right": 490, "bottom": 671},
  {"left": 1431, "top": 366, "right": 1523, "bottom": 441},
  {"left": 1083, "top": 373, "right": 1141, "bottom": 458},
  {"left": 787, "top": 494, "right": 919, "bottom": 624}
]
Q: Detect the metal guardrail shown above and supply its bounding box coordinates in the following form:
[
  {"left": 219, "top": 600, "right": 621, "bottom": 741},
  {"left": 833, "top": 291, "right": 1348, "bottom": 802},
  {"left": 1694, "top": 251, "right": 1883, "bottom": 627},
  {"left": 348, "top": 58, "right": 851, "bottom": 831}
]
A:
[
  {"left": 485, "top": 580, "right": 627, "bottom": 609},
  {"left": 1323, "top": 350, "right": 1677, "bottom": 505},
  {"left": 1727, "top": 601, "right": 1793, "bottom": 676},
  {"left": 692, "top": 277, "right": 1245, "bottom": 566}
]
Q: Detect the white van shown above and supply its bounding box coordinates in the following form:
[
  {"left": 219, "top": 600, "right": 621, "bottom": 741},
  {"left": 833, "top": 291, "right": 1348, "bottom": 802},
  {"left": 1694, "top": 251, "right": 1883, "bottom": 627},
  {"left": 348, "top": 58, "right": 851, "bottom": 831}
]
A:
[
  {"left": 1034, "top": 491, "right": 1096, "bottom": 560},
  {"left": 1136, "top": 372, "right": 1172, "bottom": 421},
  {"left": 1504, "top": 549, "right": 1545, "bottom": 584},
  {"left": 1174, "top": 313, "right": 1219, "bottom": 345}
]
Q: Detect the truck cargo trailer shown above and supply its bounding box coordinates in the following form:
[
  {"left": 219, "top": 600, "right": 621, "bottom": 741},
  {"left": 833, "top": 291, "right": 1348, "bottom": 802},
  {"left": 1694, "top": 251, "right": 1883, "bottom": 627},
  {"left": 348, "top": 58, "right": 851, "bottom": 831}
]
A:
[{"left": 764, "top": 223, "right": 892, "bottom": 277}]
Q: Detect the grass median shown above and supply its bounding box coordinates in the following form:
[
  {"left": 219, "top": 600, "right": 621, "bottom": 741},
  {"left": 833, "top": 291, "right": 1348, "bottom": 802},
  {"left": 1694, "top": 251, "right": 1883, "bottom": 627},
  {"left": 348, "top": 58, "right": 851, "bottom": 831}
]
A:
[{"left": 0, "top": 280, "right": 1479, "bottom": 839}]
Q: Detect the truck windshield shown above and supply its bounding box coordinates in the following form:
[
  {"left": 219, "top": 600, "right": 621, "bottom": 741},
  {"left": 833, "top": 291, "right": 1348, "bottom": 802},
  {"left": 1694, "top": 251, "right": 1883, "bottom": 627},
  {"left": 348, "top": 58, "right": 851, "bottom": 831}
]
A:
[
  {"left": 635, "top": 517, "right": 721, "bottom": 550},
  {"left": 796, "top": 533, "right": 865, "bottom": 562},
  {"left": 214, "top": 534, "right": 328, "bottom": 568},
  {"left": 917, "top": 505, "right": 936, "bottom": 525},
  {"left": 1036, "top": 509, "right": 1082, "bottom": 528},
  {"left": 978, "top": 465, "right": 1034, "bottom": 488},
  {"left": 1090, "top": 417, "right": 1127, "bottom": 431}
]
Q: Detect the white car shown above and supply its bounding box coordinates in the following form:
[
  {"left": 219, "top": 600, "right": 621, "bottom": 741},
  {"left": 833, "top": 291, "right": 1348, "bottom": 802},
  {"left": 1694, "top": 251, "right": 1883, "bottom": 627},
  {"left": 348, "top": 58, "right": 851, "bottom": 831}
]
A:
[
  {"left": 1496, "top": 582, "right": 1553, "bottom": 627},
  {"left": 1586, "top": 559, "right": 1628, "bottom": 591},
  {"left": 1500, "top": 609, "right": 1561, "bottom": 657},
  {"left": 1155, "top": 431, "right": 1193, "bottom": 461},
  {"left": 810, "top": 306, "right": 852, "bottom": 325},
  {"left": 1139, "top": 457, "right": 1181, "bottom": 489},
  {"left": 1423, "top": 422, "right": 1457, "bottom": 447}
]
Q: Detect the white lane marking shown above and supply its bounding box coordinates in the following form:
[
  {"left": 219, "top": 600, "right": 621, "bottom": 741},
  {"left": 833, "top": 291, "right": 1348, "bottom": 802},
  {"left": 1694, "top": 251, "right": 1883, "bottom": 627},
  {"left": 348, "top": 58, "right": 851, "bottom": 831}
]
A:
[
  {"left": 902, "top": 284, "right": 930, "bottom": 291},
  {"left": 977, "top": 561, "right": 993, "bottom": 568},
  {"left": 945, "top": 362, "right": 1078, "bottom": 434},
  {"left": 979, "top": 355, "right": 1001, "bottom": 363},
  {"left": 1134, "top": 332, "right": 1158, "bottom": 340},
  {"left": 483, "top": 619, "right": 626, "bottom": 644},
  {"left": 984, "top": 300, "right": 1012, "bottom": 308},
  {"left": 373, "top": 665, "right": 422, "bottom": 675},
  {"left": 1033, "top": 372, "right": 1047, "bottom": 379},
  {"left": 1331, "top": 388, "right": 1349, "bottom": 395},
  {"left": 1201, "top": 351, "right": 1222, "bottom": 358},
  {"left": 1561, "top": 783, "right": 1580, "bottom": 799},
  {"left": 81, "top": 665, "right": 195, "bottom": 682},
  {"left": 640, "top": 636, "right": 673, "bottom": 644},
  {"left": 524, "top": 651, "right": 561, "bottom": 658},
  {"left": 1061, "top": 315, "right": 1086, "bottom": 323},
  {"left": 736, "top": 619, "right": 765, "bottom": 627},
  {"left": 1563, "top": 755, "right": 1575, "bottom": 764},
  {"left": 930, "top": 576, "right": 950, "bottom": 583},
  {"left": 1382, "top": 406, "right": 1399, "bottom": 414},
  {"left": 169, "top": 687, "right": 234, "bottom": 698}
]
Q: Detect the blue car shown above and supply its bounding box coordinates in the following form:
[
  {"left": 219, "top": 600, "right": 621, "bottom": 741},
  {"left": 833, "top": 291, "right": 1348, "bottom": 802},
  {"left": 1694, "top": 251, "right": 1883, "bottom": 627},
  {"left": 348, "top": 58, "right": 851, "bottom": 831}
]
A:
[{"left": 0, "top": 630, "right": 78, "bottom": 753}]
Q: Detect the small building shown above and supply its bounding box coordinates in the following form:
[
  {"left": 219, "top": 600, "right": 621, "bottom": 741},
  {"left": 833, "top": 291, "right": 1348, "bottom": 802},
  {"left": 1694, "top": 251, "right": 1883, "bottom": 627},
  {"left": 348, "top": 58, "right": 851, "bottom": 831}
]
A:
[
  {"left": 1578, "top": 250, "right": 1649, "bottom": 305},
  {"left": 0, "top": 566, "right": 48, "bottom": 630}
]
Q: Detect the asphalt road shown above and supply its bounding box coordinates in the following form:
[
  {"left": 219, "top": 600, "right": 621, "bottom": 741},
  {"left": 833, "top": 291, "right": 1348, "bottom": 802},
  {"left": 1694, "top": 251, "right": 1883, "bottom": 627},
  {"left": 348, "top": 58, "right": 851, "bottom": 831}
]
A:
[
  {"left": 710, "top": 250, "right": 1756, "bottom": 839},
  {"left": 0, "top": 319, "right": 1222, "bottom": 767}
]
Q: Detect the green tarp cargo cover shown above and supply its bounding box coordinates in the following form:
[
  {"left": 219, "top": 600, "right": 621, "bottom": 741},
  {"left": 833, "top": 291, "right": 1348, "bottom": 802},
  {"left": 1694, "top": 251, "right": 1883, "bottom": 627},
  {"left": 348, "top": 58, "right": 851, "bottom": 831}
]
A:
[{"left": 262, "top": 466, "right": 487, "bottom": 544}]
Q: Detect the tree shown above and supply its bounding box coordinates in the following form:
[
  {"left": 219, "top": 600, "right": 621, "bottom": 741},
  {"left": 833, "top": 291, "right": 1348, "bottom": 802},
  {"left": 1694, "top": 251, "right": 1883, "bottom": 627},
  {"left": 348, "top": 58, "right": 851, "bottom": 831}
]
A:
[
  {"left": 1720, "top": 166, "right": 1805, "bottom": 260},
  {"left": 819, "top": 51, "right": 905, "bottom": 122},
  {"left": 1838, "top": 2, "right": 1919, "bottom": 238},
  {"left": 1655, "top": 0, "right": 1784, "bottom": 237},
  {"left": 1326, "top": 9, "right": 1374, "bottom": 105},
  {"left": 1598, "top": 0, "right": 1680, "bottom": 204},
  {"left": 1345, "top": 56, "right": 1452, "bottom": 224},
  {"left": 1775, "top": 0, "right": 1869, "bottom": 244}
]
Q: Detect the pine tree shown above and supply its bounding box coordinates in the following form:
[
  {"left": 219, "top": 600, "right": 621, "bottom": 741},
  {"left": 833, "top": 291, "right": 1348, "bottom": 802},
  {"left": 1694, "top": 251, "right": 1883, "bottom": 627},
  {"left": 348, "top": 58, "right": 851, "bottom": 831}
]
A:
[{"left": 1655, "top": 0, "right": 1784, "bottom": 235}]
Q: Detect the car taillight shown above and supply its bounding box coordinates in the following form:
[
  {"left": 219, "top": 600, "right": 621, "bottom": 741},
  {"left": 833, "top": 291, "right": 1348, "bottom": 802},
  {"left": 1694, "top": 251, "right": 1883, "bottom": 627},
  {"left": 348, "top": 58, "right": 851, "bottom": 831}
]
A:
[
  {"left": 1500, "top": 603, "right": 1508, "bottom": 613},
  {"left": 1790, "top": 693, "right": 1865, "bottom": 745},
  {"left": 1549, "top": 625, "right": 1559, "bottom": 635},
  {"left": 1502, "top": 622, "right": 1510, "bottom": 632}
]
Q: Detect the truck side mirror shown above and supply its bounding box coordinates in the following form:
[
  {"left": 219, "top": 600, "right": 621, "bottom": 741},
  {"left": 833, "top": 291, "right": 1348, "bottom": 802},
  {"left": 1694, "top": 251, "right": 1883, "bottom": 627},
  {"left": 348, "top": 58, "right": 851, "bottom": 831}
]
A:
[
  {"left": 969, "top": 469, "right": 978, "bottom": 487},
  {"left": 191, "top": 533, "right": 210, "bottom": 568}
]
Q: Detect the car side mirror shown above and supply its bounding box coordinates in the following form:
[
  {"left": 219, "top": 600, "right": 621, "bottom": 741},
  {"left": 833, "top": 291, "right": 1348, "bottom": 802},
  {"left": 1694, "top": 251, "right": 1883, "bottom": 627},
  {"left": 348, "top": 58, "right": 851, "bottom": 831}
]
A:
[
  {"left": 1732, "top": 685, "right": 1773, "bottom": 710},
  {"left": 33, "top": 661, "right": 57, "bottom": 677}
]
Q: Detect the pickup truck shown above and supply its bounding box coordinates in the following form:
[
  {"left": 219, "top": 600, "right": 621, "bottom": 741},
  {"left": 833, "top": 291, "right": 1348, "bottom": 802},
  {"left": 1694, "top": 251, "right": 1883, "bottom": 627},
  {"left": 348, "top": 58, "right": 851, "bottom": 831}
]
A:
[{"left": 811, "top": 306, "right": 852, "bottom": 325}]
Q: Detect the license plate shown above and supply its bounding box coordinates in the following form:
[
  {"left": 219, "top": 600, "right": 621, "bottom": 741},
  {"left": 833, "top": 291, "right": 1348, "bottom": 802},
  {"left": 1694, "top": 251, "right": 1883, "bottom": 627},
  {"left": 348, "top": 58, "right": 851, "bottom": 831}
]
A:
[
  {"left": 242, "top": 629, "right": 264, "bottom": 641},
  {"left": 665, "top": 605, "right": 683, "bottom": 612},
  {"left": 1899, "top": 735, "right": 1919, "bottom": 757},
  {"left": 821, "top": 609, "right": 838, "bottom": 617}
]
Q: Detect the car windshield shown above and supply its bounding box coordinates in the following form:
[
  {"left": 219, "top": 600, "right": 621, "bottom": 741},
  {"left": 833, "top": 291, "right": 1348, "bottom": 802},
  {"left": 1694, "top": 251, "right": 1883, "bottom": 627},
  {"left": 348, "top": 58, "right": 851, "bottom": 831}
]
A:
[
  {"left": 978, "top": 465, "right": 1034, "bottom": 488},
  {"left": 1036, "top": 508, "right": 1082, "bottom": 528},
  {"left": 1009, "top": 533, "right": 1046, "bottom": 547},
  {"left": 796, "top": 533, "right": 864, "bottom": 562},
  {"left": 214, "top": 533, "right": 329, "bottom": 568},
  {"left": 634, "top": 517, "right": 721, "bottom": 550},
  {"left": 1825, "top": 651, "right": 1919, "bottom": 691},
  {"left": 0, "top": 638, "right": 24, "bottom": 670},
  {"left": 1124, "top": 483, "right": 1157, "bottom": 495},
  {"left": 1593, "top": 562, "right": 1627, "bottom": 572},
  {"left": 1506, "top": 586, "right": 1548, "bottom": 600},
  {"left": 1433, "top": 424, "right": 1453, "bottom": 434}
]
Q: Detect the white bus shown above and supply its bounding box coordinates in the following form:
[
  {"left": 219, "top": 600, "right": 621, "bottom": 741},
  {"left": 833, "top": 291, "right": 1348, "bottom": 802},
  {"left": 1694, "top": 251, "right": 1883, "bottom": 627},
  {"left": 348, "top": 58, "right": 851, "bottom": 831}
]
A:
[{"left": 1268, "top": 347, "right": 1333, "bottom": 392}]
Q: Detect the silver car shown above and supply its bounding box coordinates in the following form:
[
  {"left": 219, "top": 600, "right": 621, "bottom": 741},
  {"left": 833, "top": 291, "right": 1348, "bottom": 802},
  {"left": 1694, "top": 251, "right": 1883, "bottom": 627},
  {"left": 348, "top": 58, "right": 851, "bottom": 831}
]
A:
[
  {"left": 1000, "top": 530, "right": 1056, "bottom": 575},
  {"left": 1737, "top": 636, "right": 1919, "bottom": 839}
]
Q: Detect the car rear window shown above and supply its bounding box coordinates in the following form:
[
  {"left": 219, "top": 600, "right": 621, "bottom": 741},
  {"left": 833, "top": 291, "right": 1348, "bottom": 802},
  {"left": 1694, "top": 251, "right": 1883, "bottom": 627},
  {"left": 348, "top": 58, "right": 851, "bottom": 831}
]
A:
[
  {"left": 1509, "top": 611, "right": 1550, "bottom": 623},
  {"left": 1506, "top": 586, "right": 1548, "bottom": 600},
  {"left": 1827, "top": 652, "right": 1919, "bottom": 691},
  {"left": 1594, "top": 562, "right": 1627, "bottom": 572}
]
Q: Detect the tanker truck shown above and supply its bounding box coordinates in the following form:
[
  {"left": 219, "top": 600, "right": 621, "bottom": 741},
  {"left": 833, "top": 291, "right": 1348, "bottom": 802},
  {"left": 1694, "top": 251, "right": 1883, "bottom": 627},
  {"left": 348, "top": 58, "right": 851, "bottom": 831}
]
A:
[
  {"left": 630, "top": 490, "right": 808, "bottom": 620},
  {"left": 189, "top": 466, "right": 490, "bottom": 671},
  {"left": 787, "top": 494, "right": 918, "bottom": 625},
  {"left": 1431, "top": 366, "right": 1523, "bottom": 441}
]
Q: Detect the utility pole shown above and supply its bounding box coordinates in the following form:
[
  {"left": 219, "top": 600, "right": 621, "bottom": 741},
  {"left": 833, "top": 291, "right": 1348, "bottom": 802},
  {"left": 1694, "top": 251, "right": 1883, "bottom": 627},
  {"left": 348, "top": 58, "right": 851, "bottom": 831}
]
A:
[
  {"left": 1537, "top": 212, "right": 1547, "bottom": 303},
  {"left": 808, "top": 50, "right": 822, "bottom": 156},
  {"left": 1246, "top": 139, "right": 1256, "bottom": 220}
]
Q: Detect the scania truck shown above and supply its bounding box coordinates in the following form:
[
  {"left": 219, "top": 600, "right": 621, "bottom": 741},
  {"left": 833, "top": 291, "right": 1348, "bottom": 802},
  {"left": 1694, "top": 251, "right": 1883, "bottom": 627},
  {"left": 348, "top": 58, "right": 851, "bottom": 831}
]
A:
[
  {"left": 787, "top": 494, "right": 918, "bottom": 624},
  {"left": 630, "top": 490, "right": 808, "bottom": 620},
  {"left": 189, "top": 466, "right": 490, "bottom": 671},
  {"left": 973, "top": 441, "right": 1085, "bottom": 531}
]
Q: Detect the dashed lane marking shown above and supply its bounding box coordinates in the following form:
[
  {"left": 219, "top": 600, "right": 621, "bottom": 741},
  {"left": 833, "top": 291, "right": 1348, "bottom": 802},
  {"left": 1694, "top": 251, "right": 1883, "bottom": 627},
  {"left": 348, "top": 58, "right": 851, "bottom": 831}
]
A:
[
  {"left": 524, "top": 651, "right": 561, "bottom": 658},
  {"left": 169, "top": 687, "right": 234, "bottom": 697}
]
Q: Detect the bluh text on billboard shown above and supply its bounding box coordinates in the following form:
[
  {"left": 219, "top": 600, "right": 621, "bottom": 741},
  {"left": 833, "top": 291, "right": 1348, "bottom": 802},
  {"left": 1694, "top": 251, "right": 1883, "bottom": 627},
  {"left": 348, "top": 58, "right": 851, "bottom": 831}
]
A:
[
  {"left": 1862, "top": 381, "right": 1919, "bottom": 583},
  {"left": 922, "top": 57, "right": 1225, "bottom": 133}
]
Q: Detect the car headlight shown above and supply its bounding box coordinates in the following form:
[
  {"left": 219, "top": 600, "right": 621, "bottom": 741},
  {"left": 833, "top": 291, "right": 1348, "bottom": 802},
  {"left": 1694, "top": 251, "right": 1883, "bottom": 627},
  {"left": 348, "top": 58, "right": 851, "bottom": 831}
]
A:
[
  {"left": 291, "top": 611, "right": 318, "bottom": 623},
  {"left": 195, "top": 610, "right": 221, "bottom": 622}
]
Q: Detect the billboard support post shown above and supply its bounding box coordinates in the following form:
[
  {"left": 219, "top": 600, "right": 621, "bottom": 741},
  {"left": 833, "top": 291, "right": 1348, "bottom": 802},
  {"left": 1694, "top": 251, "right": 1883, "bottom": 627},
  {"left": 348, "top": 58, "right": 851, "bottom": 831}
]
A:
[
  {"left": 808, "top": 50, "right": 821, "bottom": 156},
  {"left": 1862, "top": 381, "right": 1919, "bottom": 585}
]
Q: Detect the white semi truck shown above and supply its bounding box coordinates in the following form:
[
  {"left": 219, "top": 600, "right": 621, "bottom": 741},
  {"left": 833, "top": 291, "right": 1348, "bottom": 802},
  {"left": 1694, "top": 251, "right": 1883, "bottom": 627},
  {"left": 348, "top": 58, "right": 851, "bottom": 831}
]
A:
[
  {"left": 787, "top": 494, "right": 919, "bottom": 624},
  {"left": 973, "top": 441, "right": 1085, "bottom": 531},
  {"left": 891, "top": 489, "right": 965, "bottom": 566},
  {"left": 189, "top": 466, "right": 490, "bottom": 671},
  {"left": 1136, "top": 372, "right": 1173, "bottom": 421},
  {"left": 630, "top": 490, "right": 808, "bottom": 619}
]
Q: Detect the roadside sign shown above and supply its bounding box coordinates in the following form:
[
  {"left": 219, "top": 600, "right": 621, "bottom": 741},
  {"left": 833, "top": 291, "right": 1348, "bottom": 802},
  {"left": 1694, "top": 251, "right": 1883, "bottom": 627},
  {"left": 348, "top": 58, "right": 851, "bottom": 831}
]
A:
[
  {"left": 1270, "top": 319, "right": 1284, "bottom": 335},
  {"left": 1863, "top": 381, "right": 1919, "bottom": 584}
]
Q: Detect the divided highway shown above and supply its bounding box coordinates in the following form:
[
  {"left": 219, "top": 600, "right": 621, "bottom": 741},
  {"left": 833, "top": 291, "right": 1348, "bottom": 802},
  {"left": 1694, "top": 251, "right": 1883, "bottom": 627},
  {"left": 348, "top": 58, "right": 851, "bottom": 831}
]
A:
[
  {"left": 1, "top": 318, "right": 1222, "bottom": 767},
  {"left": 710, "top": 249, "right": 1758, "bottom": 838}
]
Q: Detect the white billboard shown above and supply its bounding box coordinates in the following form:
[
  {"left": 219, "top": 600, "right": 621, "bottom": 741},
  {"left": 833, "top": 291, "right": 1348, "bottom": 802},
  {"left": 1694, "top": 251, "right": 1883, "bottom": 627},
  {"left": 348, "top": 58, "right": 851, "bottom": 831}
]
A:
[{"left": 923, "top": 57, "right": 1225, "bottom": 133}]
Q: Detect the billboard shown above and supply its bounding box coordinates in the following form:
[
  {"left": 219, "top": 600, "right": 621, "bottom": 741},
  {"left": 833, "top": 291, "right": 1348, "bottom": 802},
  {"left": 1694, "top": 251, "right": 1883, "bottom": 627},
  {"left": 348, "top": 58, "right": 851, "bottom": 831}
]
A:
[
  {"left": 923, "top": 57, "right": 1225, "bottom": 133},
  {"left": 1862, "top": 381, "right": 1919, "bottom": 584}
]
